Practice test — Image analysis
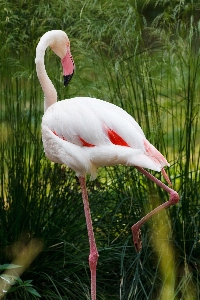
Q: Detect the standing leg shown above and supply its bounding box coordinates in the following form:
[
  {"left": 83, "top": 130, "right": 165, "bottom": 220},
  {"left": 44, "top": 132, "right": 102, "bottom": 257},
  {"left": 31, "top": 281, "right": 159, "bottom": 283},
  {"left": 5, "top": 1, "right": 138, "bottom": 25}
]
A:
[
  {"left": 79, "top": 176, "right": 99, "bottom": 300},
  {"left": 132, "top": 167, "right": 179, "bottom": 252}
]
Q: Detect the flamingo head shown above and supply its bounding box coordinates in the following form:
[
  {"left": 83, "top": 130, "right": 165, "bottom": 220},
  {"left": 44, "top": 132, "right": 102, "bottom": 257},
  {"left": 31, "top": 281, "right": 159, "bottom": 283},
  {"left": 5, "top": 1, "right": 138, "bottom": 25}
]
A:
[{"left": 49, "top": 30, "right": 75, "bottom": 87}]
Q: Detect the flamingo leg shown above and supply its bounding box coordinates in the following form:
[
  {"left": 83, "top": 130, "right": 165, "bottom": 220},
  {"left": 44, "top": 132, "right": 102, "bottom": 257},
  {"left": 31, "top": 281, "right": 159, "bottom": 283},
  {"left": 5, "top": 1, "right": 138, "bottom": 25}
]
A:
[
  {"left": 79, "top": 176, "right": 99, "bottom": 300},
  {"left": 132, "top": 167, "right": 179, "bottom": 252}
]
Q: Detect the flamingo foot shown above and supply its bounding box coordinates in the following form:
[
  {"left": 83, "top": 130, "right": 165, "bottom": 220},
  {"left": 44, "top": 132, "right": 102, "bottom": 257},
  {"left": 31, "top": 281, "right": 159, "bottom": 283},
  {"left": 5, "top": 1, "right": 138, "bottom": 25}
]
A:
[{"left": 131, "top": 225, "right": 142, "bottom": 252}]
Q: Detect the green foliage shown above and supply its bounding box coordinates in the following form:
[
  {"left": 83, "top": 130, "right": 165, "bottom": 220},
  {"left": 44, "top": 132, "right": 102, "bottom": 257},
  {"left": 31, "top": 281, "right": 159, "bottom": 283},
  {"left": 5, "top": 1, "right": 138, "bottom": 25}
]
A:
[
  {"left": 0, "top": 0, "right": 200, "bottom": 299},
  {"left": 0, "top": 264, "right": 41, "bottom": 298}
]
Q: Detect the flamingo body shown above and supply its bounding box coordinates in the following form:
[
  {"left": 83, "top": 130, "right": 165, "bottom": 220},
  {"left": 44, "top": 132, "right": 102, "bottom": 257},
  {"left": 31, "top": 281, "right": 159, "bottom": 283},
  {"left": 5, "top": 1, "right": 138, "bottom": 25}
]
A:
[{"left": 42, "top": 96, "right": 169, "bottom": 179}]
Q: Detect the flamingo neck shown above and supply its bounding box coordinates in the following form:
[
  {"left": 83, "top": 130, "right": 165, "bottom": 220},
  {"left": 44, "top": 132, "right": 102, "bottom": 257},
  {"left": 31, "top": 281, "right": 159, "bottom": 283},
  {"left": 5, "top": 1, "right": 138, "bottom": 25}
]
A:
[{"left": 35, "top": 38, "right": 57, "bottom": 112}]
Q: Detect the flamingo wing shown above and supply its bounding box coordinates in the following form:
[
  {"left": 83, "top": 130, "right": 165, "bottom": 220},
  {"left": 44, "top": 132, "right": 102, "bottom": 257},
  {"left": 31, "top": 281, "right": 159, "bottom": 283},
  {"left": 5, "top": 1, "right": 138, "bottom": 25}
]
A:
[
  {"left": 42, "top": 97, "right": 169, "bottom": 178},
  {"left": 43, "top": 97, "right": 145, "bottom": 146}
]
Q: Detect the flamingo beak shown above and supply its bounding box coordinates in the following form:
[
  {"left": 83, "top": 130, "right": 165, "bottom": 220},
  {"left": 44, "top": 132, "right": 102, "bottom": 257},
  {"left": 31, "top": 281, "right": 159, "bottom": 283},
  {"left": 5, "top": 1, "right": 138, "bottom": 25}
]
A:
[
  {"left": 61, "top": 49, "right": 75, "bottom": 87},
  {"left": 64, "top": 73, "right": 74, "bottom": 87}
]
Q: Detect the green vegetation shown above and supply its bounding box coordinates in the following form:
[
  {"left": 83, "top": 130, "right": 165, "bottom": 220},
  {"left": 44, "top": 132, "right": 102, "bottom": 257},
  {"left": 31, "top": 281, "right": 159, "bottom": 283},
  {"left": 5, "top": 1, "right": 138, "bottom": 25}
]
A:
[{"left": 0, "top": 0, "right": 200, "bottom": 299}]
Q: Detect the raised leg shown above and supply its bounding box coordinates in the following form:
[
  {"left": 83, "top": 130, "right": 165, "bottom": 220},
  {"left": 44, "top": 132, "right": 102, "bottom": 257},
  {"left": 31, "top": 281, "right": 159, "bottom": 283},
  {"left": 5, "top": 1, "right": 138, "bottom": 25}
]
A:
[
  {"left": 132, "top": 167, "right": 179, "bottom": 252},
  {"left": 79, "top": 176, "right": 99, "bottom": 300}
]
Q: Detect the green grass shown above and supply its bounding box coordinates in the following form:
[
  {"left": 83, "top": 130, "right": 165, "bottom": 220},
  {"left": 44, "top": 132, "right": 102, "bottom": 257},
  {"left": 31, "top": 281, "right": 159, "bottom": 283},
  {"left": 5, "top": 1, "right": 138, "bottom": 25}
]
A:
[{"left": 0, "top": 0, "right": 200, "bottom": 299}]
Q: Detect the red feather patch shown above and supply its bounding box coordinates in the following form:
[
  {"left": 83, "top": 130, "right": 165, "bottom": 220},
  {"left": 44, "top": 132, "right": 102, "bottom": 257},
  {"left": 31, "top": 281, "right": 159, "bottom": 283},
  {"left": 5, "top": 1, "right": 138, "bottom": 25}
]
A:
[
  {"left": 106, "top": 126, "right": 129, "bottom": 147},
  {"left": 52, "top": 130, "right": 58, "bottom": 136},
  {"left": 52, "top": 130, "right": 95, "bottom": 147},
  {"left": 52, "top": 130, "right": 66, "bottom": 141},
  {"left": 79, "top": 137, "right": 95, "bottom": 147}
]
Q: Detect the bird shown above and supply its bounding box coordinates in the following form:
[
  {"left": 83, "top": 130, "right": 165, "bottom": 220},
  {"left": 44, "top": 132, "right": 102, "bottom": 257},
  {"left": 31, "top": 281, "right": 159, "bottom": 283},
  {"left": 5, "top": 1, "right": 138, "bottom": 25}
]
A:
[{"left": 35, "top": 30, "right": 179, "bottom": 300}]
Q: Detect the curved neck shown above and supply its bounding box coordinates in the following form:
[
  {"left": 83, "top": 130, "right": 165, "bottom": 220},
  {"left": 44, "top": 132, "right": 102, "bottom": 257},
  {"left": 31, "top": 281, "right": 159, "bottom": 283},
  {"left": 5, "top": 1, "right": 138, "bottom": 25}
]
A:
[{"left": 35, "top": 39, "right": 57, "bottom": 112}]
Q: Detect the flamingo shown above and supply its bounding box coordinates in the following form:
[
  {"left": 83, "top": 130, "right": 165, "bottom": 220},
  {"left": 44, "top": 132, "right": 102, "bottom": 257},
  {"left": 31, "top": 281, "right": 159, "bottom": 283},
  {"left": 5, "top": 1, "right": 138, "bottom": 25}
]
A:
[{"left": 35, "top": 30, "right": 179, "bottom": 300}]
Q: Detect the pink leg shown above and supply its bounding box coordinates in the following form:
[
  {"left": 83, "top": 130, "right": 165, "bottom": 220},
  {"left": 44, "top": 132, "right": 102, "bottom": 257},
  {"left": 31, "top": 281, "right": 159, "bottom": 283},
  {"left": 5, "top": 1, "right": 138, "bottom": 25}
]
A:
[
  {"left": 132, "top": 167, "right": 179, "bottom": 252},
  {"left": 79, "top": 177, "right": 99, "bottom": 300}
]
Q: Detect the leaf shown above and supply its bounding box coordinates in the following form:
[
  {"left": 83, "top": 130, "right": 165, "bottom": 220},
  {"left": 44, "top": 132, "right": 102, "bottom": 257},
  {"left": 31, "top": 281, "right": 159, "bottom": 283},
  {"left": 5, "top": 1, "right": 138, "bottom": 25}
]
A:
[
  {"left": 27, "top": 287, "right": 41, "bottom": 297},
  {"left": 0, "top": 274, "right": 18, "bottom": 284},
  {"left": 0, "top": 274, "right": 11, "bottom": 283},
  {"left": 24, "top": 280, "right": 33, "bottom": 284},
  {"left": 0, "top": 264, "right": 21, "bottom": 271},
  {"left": 15, "top": 277, "right": 23, "bottom": 285}
]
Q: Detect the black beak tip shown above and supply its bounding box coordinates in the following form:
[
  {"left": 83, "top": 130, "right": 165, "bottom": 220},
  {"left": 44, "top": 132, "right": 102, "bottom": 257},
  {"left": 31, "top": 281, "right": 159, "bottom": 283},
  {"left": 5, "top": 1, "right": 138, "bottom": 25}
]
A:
[{"left": 64, "top": 73, "right": 74, "bottom": 87}]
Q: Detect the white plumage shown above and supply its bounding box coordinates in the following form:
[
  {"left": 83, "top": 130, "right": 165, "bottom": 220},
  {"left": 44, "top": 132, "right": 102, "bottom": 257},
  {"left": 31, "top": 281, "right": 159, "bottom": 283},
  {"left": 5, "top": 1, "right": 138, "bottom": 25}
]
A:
[{"left": 42, "top": 96, "right": 169, "bottom": 179}]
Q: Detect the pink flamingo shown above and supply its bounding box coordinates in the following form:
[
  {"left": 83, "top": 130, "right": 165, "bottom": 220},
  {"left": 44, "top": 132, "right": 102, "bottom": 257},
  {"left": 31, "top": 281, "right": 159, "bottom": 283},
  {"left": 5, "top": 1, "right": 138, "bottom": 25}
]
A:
[{"left": 35, "top": 30, "right": 179, "bottom": 300}]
